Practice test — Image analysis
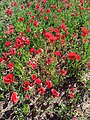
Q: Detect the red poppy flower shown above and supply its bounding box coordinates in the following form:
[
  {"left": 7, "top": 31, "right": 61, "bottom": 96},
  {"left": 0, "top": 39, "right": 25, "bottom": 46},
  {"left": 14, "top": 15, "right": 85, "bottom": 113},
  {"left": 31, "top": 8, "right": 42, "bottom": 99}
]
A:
[
  {"left": 11, "top": 2, "right": 17, "bottom": 6},
  {"left": 70, "top": 87, "right": 75, "bottom": 91},
  {"left": 57, "top": 8, "right": 62, "bottom": 12},
  {"left": 40, "top": 8, "right": 44, "bottom": 13},
  {"left": 9, "top": 29, "right": 14, "bottom": 34},
  {"left": 25, "top": 38, "right": 30, "bottom": 45},
  {"left": 67, "top": 3, "right": 72, "bottom": 8},
  {"left": 31, "top": 63, "right": 37, "bottom": 69},
  {"left": 51, "top": 89, "right": 59, "bottom": 97},
  {"left": 21, "top": 5, "right": 25, "bottom": 9},
  {"left": 53, "top": 4, "right": 57, "bottom": 9},
  {"left": 15, "top": 37, "right": 24, "bottom": 48},
  {"left": 68, "top": 52, "right": 77, "bottom": 61},
  {"left": 19, "top": 32, "right": 23, "bottom": 36},
  {"left": 38, "top": 87, "right": 45, "bottom": 94},
  {"left": 46, "top": 57, "right": 56, "bottom": 65},
  {"left": 54, "top": 51, "right": 61, "bottom": 56},
  {"left": 27, "top": 27, "right": 31, "bottom": 33},
  {"left": 28, "top": 12, "right": 32, "bottom": 16},
  {"left": 30, "top": 47, "right": 36, "bottom": 54},
  {"left": 10, "top": 48, "right": 16, "bottom": 55},
  {"left": 46, "top": 58, "right": 51, "bottom": 65},
  {"left": 23, "top": 81, "right": 30, "bottom": 91},
  {"left": 6, "top": 8, "right": 12, "bottom": 15},
  {"left": 41, "top": 0, "right": 47, "bottom": 4},
  {"left": 68, "top": 93, "right": 74, "bottom": 99},
  {"left": 59, "top": 23, "right": 66, "bottom": 30},
  {"left": 75, "top": 54, "right": 81, "bottom": 61},
  {"left": 80, "top": 0, "right": 84, "bottom": 4},
  {"left": 60, "top": 69, "right": 67, "bottom": 76},
  {"left": 87, "top": 7, "right": 90, "bottom": 10},
  {"left": 27, "top": 60, "right": 32, "bottom": 65},
  {"left": 46, "top": 8, "right": 51, "bottom": 13},
  {"left": 3, "top": 74, "right": 14, "bottom": 84},
  {"left": 11, "top": 92, "right": 19, "bottom": 104},
  {"left": 46, "top": 80, "right": 53, "bottom": 88},
  {"left": 35, "top": 78, "right": 41, "bottom": 85},
  {"left": 36, "top": 4, "right": 40, "bottom": 10},
  {"left": 84, "top": 39, "right": 88, "bottom": 42},
  {"left": 3, "top": 35, "right": 7, "bottom": 39},
  {"left": 4, "top": 30, "right": 9, "bottom": 34},
  {"left": 18, "top": 17, "right": 24, "bottom": 22},
  {"left": 33, "top": 21, "right": 39, "bottom": 26},
  {"left": 26, "top": 95, "right": 30, "bottom": 100},
  {"left": 49, "top": 35, "right": 57, "bottom": 43},
  {"left": 31, "top": 74, "right": 37, "bottom": 81},
  {"left": 0, "top": 57, "right": 7, "bottom": 63},
  {"left": 88, "top": 62, "right": 90, "bottom": 69},
  {"left": 81, "top": 27, "right": 89, "bottom": 37},
  {"left": 37, "top": 49, "right": 43, "bottom": 54},
  {"left": 45, "top": 32, "right": 52, "bottom": 39},
  {"left": 68, "top": 52, "right": 75, "bottom": 60},
  {"left": 44, "top": 16, "right": 48, "bottom": 20},
  {"left": 8, "top": 62, "right": 14, "bottom": 69}
]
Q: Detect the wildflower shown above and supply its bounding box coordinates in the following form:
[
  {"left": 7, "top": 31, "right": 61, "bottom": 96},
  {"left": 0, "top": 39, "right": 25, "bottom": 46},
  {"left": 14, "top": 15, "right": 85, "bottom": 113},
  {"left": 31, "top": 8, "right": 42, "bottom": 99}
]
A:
[
  {"left": 88, "top": 62, "right": 90, "bottom": 69},
  {"left": 25, "top": 38, "right": 30, "bottom": 45},
  {"left": 61, "top": 39, "right": 66, "bottom": 45},
  {"left": 33, "top": 21, "right": 39, "bottom": 26},
  {"left": 37, "top": 48, "right": 43, "bottom": 54},
  {"left": 44, "top": 16, "right": 48, "bottom": 20},
  {"left": 41, "top": 0, "right": 47, "bottom": 4},
  {"left": 18, "top": 17, "right": 24, "bottom": 22},
  {"left": 23, "top": 81, "right": 30, "bottom": 91},
  {"left": 70, "top": 87, "right": 75, "bottom": 91},
  {"left": 21, "top": 4, "right": 25, "bottom": 9},
  {"left": 40, "top": 8, "right": 44, "bottom": 13},
  {"left": 51, "top": 89, "right": 59, "bottom": 97},
  {"left": 35, "top": 78, "right": 41, "bottom": 85},
  {"left": 30, "top": 48, "right": 36, "bottom": 54},
  {"left": 26, "top": 95, "right": 30, "bottom": 100},
  {"left": 49, "top": 35, "right": 57, "bottom": 43},
  {"left": 46, "top": 8, "right": 51, "bottom": 13},
  {"left": 87, "top": 7, "right": 90, "bottom": 10},
  {"left": 10, "top": 48, "right": 16, "bottom": 55},
  {"left": 31, "top": 74, "right": 37, "bottom": 81},
  {"left": 38, "top": 87, "right": 45, "bottom": 94},
  {"left": 75, "top": 54, "right": 81, "bottom": 61},
  {"left": 0, "top": 57, "right": 7, "bottom": 63},
  {"left": 59, "top": 23, "right": 67, "bottom": 30},
  {"left": 53, "top": 4, "right": 57, "bottom": 9},
  {"left": 68, "top": 52, "right": 81, "bottom": 61},
  {"left": 27, "top": 27, "right": 31, "bottom": 33},
  {"left": 68, "top": 93, "right": 74, "bottom": 98},
  {"left": 80, "top": 0, "right": 84, "bottom": 5},
  {"left": 11, "top": 2, "right": 17, "bottom": 6},
  {"left": 11, "top": 92, "right": 19, "bottom": 104},
  {"left": 46, "top": 57, "right": 56, "bottom": 65},
  {"left": 5, "top": 41, "right": 11, "bottom": 47},
  {"left": 81, "top": 27, "right": 89, "bottom": 37},
  {"left": 36, "top": 4, "right": 40, "bottom": 10},
  {"left": 68, "top": 52, "right": 76, "bottom": 60},
  {"left": 46, "top": 80, "right": 53, "bottom": 88},
  {"left": 60, "top": 69, "right": 67, "bottom": 76},
  {"left": 6, "top": 8, "right": 12, "bottom": 15},
  {"left": 3, "top": 74, "right": 14, "bottom": 84},
  {"left": 8, "top": 62, "right": 14, "bottom": 69},
  {"left": 54, "top": 51, "right": 61, "bottom": 56},
  {"left": 31, "top": 63, "right": 37, "bottom": 69},
  {"left": 57, "top": 8, "right": 62, "bottom": 12}
]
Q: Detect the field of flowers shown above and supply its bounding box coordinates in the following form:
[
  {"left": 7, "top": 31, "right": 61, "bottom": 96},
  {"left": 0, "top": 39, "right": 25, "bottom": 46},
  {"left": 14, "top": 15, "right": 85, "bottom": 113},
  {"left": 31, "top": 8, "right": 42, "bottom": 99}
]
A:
[{"left": 0, "top": 0, "right": 90, "bottom": 120}]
